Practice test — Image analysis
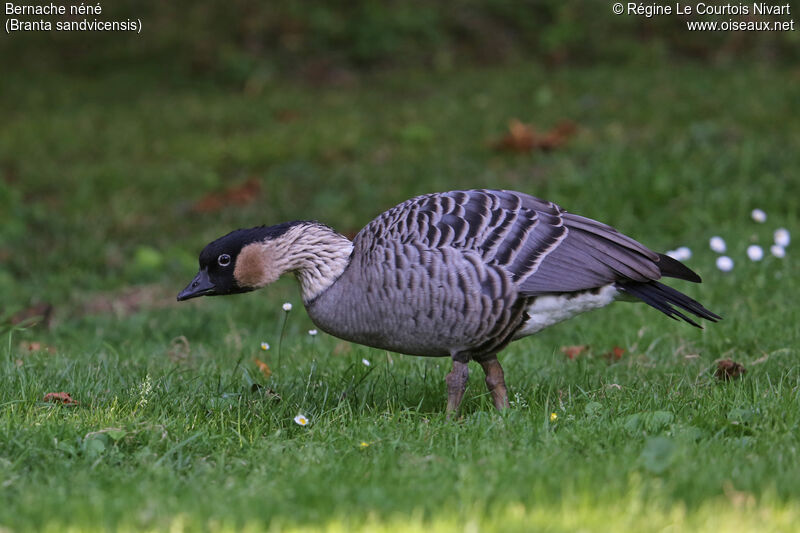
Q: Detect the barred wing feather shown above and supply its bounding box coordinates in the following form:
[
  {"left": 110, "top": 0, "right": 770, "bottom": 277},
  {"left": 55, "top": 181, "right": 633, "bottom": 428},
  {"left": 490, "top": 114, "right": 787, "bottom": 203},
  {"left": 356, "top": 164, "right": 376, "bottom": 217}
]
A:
[{"left": 355, "top": 189, "right": 665, "bottom": 295}]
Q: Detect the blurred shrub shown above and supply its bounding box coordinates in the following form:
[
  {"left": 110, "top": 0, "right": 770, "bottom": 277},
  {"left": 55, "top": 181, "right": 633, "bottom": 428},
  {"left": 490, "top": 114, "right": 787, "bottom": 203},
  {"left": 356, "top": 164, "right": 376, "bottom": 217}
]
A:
[{"left": 4, "top": 0, "right": 798, "bottom": 79}]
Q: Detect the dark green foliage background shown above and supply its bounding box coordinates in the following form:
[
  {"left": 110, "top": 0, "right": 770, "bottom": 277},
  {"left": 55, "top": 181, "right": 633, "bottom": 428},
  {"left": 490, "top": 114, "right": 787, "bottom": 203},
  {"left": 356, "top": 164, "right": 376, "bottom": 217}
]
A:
[{"left": 4, "top": 1, "right": 798, "bottom": 78}]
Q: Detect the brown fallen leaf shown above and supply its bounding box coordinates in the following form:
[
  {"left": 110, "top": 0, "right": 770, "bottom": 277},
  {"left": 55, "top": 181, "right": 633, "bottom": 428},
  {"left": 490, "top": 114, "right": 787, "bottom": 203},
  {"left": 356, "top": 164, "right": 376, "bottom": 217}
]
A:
[
  {"left": 495, "top": 119, "right": 537, "bottom": 152},
  {"left": 715, "top": 359, "right": 746, "bottom": 381},
  {"left": 538, "top": 120, "right": 577, "bottom": 151},
  {"left": 19, "top": 341, "right": 56, "bottom": 354},
  {"left": 191, "top": 178, "right": 261, "bottom": 214},
  {"left": 9, "top": 302, "right": 53, "bottom": 327},
  {"left": 274, "top": 109, "right": 300, "bottom": 123},
  {"left": 253, "top": 357, "right": 272, "bottom": 378},
  {"left": 43, "top": 392, "right": 79, "bottom": 405},
  {"left": 561, "top": 345, "right": 589, "bottom": 359},
  {"left": 492, "top": 119, "right": 577, "bottom": 153},
  {"left": 602, "top": 346, "right": 625, "bottom": 362}
]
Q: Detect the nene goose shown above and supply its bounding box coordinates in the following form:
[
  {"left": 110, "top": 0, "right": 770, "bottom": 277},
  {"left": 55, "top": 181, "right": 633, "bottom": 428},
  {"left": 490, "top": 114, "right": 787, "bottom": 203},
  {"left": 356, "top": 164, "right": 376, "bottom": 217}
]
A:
[{"left": 178, "top": 189, "right": 719, "bottom": 412}]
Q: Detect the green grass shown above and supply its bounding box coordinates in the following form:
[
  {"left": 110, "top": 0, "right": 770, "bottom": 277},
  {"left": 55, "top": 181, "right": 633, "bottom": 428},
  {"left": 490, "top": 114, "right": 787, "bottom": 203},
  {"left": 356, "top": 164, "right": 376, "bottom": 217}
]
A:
[{"left": 1, "top": 62, "right": 799, "bottom": 531}]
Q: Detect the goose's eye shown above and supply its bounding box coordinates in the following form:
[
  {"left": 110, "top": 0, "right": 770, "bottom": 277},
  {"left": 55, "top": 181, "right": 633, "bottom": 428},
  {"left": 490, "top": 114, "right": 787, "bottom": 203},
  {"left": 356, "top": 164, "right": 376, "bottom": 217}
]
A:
[{"left": 218, "top": 254, "right": 231, "bottom": 267}]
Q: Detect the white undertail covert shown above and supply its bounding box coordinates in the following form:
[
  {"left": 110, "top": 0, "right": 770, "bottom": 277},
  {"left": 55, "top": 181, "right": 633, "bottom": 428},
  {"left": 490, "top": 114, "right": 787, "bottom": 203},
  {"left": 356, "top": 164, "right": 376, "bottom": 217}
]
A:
[{"left": 513, "top": 284, "right": 619, "bottom": 339}]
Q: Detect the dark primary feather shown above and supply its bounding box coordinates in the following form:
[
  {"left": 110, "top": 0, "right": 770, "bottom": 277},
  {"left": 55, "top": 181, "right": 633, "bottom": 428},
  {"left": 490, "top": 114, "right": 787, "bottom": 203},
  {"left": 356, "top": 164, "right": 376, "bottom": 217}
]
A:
[
  {"left": 655, "top": 253, "right": 702, "bottom": 283},
  {"left": 615, "top": 280, "right": 721, "bottom": 327}
]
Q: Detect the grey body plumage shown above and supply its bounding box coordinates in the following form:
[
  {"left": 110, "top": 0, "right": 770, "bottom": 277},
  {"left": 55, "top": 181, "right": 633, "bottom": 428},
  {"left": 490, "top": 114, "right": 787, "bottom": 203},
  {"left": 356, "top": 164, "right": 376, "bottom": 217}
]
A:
[{"left": 179, "top": 189, "right": 720, "bottom": 412}]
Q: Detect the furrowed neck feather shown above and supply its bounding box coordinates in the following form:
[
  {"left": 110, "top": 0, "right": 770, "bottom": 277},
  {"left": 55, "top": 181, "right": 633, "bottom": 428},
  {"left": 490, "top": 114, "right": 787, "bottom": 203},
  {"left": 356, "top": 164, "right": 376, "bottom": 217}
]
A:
[{"left": 234, "top": 222, "right": 353, "bottom": 301}]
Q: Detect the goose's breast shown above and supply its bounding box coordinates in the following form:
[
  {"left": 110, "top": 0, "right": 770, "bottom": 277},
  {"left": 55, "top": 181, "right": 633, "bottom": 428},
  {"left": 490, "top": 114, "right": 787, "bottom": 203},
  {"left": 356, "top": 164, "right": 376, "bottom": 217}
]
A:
[{"left": 307, "top": 247, "right": 517, "bottom": 356}]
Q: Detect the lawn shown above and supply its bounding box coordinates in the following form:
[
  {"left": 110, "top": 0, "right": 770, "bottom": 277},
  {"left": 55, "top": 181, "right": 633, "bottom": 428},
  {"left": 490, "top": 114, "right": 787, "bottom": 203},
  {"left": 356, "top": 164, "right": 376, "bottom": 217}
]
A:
[{"left": 1, "top": 62, "right": 799, "bottom": 532}]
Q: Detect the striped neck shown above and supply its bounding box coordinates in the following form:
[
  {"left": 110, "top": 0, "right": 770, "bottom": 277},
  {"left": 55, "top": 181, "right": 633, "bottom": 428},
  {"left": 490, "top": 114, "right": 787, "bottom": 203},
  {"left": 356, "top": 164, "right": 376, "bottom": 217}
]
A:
[{"left": 233, "top": 222, "right": 353, "bottom": 302}]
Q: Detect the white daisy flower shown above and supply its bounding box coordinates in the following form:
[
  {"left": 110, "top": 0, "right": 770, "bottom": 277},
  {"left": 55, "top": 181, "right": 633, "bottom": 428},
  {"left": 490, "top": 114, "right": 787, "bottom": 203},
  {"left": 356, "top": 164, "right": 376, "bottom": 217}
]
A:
[
  {"left": 260, "top": 342, "right": 270, "bottom": 351},
  {"left": 362, "top": 358, "right": 371, "bottom": 367},
  {"left": 751, "top": 209, "right": 767, "bottom": 223},
  {"left": 770, "top": 245, "right": 786, "bottom": 258},
  {"left": 667, "top": 248, "right": 691, "bottom": 261},
  {"left": 709, "top": 236, "right": 726, "bottom": 254},
  {"left": 747, "top": 245, "right": 764, "bottom": 261},
  {"left": 282, "top": 302, "right": 293, "bottom": 312},
  {"left": 293, "top": 414, "right": 309, "bottom": 426},
  {"left": 716, "top": 256, "right": 734, "bottom": 272},
  {"left": 308, "top": 329, "right": 318, "bottom": 336},
  {"left": 774, "top": 228, "right": 790, "bottom": 248},
  {"left": 674, "top": 246, "right": 692, "bottom": 261}
]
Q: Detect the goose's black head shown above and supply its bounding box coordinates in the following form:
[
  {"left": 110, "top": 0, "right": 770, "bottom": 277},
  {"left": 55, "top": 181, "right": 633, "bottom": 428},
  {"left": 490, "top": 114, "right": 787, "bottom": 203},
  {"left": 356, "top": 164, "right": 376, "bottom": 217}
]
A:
[{"left": 177, "top": 222, "right": 302, "bottom": 301}]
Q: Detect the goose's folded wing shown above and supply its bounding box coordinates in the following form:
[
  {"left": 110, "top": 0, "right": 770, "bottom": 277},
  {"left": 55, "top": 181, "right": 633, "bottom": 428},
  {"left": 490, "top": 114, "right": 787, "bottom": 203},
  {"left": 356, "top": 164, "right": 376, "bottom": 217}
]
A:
[
  {"left": 518, "top": 210, "right": 663, "bottom": 294},
  {"left": 356, "top": 189, "right": 669, "bottom": 296}
]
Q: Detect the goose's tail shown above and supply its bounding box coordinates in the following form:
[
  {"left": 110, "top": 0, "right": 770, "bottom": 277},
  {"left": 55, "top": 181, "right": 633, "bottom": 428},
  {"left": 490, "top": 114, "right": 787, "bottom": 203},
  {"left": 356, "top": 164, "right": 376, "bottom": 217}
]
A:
[{"left": 615, "top": 279, "right": 721, "bottom": 328}]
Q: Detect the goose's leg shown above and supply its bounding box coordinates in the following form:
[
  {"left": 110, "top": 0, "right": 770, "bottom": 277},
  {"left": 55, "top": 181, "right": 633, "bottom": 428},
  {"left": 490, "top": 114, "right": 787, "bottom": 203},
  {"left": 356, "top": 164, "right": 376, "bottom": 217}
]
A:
[
  {"left": 445, "top": 359, "right": 469, "bottom": 414},
  {"left": 479, "top": 356, "right": 510, "bottom": 410}
]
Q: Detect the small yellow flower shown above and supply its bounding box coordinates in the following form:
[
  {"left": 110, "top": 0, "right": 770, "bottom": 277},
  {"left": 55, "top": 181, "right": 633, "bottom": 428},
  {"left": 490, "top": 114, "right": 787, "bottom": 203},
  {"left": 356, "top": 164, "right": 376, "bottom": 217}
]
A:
[
  {"left": 550, "top": 412, "right": 558, "bottom": 422},
  {"left": 293, "top": 414, "right": 309, "bottom": 426},
  {"left": 260, "top": 342, "right": 270, "bottom": 351},
  {"left": 359, "top": 441, "right": 370, "bottom": 448}
]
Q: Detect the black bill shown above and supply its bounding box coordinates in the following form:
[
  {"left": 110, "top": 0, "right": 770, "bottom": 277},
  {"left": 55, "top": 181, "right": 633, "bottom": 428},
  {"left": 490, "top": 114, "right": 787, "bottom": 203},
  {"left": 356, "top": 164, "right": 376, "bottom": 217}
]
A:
[{"left": 177, "top": 269, "right": 216, "bottom": 301}]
